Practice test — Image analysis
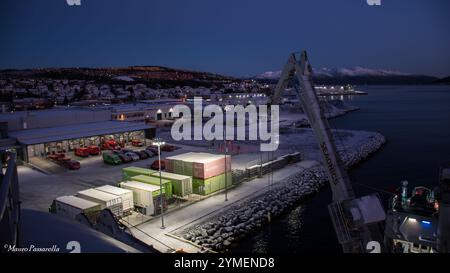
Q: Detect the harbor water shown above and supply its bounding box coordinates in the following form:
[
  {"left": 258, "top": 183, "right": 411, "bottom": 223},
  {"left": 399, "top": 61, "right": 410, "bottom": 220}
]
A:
[{"left": 232, "top": 85, "right": 450, "bottom": 253}]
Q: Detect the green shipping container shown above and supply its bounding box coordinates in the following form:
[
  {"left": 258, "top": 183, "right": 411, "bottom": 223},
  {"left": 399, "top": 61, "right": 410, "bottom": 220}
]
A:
[
  {"left": 172, "top": 159, "right": 184, "bottom": 175},
  {"left": 150, "top": 171, "right": 192, "bottom": 197},
  {"left": 166, "top": 153, "right": 197, "bottom": 176},
  {"left": 182, "top": 160, "right": 194, "bottom": 176},
  {"left": 124, "top": 180, "right": 166, "bottom": 197},
  {"left": 169, "top": 158, "right": 193, "bottom": 176},
  {"left": 192, "top": 172, "right": 232, "bottom": 195},
  {"left": 132, "top": 175, "right": 173, "bottom": 199},
  {"left": 122, "top": 167, "right": 157, "bottom": 180}
]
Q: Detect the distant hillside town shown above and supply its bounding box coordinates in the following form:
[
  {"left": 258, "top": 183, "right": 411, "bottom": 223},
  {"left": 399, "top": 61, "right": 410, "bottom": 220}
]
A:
[
  {"left": 0, "top": 66, "right": 273, "bottom": 112},
  {"left": 1, "top": 65, "right": 445, "bottom": 113}
]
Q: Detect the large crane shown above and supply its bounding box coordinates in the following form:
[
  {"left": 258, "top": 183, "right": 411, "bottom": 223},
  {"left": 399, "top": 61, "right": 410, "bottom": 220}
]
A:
[{"left": 270, "top": 51, "right": 386, "bottom": 253}]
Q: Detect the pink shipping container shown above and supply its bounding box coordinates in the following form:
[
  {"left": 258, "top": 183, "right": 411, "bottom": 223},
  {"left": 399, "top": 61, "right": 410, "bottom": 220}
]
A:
[
  {"left": 191, "top": 153, "right": 231, "bottom": 179},
  {"left": 165, "top": 152, "right": 232, "bottom": 179},
  {"left": 165, "top": 158, "right": 173, "bottom": 172}
]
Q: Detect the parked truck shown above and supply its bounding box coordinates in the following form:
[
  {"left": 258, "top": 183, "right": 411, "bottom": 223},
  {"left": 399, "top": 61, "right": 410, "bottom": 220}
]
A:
[
  {"left": 120, "top": 181, "right": 166, "bottom": 216},
  {"left": 96, "top": 185, "right": 134, "bottom": 216},
  {"left": 103, "top": 152, "right": 122, "bottom": 165},
  {"left": 150, "top": 171, "right": 192, "bottom": 198},
  {"left": 51, "top": 195, "right": 102, "bottom": 224},
  {"left": 77, "top": 188, "right": 123, "bottom": 217}
]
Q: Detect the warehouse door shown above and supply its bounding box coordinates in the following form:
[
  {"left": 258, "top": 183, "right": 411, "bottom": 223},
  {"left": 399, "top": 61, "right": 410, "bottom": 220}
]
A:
[{"left": 27, "top": 144, "right": 45, "bottom": 158}]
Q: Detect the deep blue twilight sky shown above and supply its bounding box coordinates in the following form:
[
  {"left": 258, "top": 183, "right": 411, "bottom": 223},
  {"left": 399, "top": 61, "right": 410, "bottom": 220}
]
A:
[{"left": 0, "top": 0, "right": 449, "bottom": 77}]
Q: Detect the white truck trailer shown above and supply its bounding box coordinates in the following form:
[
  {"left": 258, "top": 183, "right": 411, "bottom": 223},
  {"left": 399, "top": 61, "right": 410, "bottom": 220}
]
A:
[
  {"left": 119, "top": 181, "right": 160, "bottom": 216},
  {"left": 53, "top": 195, "right": 102, "bottom": 223},
  {"left": 77, "top": 188, "right": 123, "bottom": 217},
  {"left": 96, "top": 185, "right": 134, "bottom": 216}
]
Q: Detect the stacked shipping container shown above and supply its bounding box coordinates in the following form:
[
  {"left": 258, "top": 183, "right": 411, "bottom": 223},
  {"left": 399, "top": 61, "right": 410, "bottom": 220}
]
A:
[
  {"left": 131, "top": 175, "right": 173, "bottom": 199},
  {"left": 150, "top": 171, "right": 192, "bottom": 197},
  {"left": 122, "top": 166, "right": 157, "bottom": 180},
  {"left": 192, "top": 172, "right": 232, "bottom": 195},
  {"left": 165, "top": 152, "right": 232, "bottom": 195}
]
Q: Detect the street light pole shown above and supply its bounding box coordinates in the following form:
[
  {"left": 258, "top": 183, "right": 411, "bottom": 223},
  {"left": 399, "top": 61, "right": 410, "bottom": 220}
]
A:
[
  {"left": 224, "top": 140, "right": 228, "bottom": 202},
  {"left": 223, "top": 121, "right": 228, "bottom": 202},
  {"left": 157, "top": 141, "right": 165, "bottom": 229},
  {"left": 259, "top": 151, "right": 262, "bottom": 178},
  {"left": 222, "top": 106, "right": 229, "bottom": 202}
]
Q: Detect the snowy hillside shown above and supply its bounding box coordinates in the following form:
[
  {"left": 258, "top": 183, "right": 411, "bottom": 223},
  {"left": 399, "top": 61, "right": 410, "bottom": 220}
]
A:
[
  {"left": 255, "top": 67, "right": 410, "bottom": 79},
  {"left": 254, "top": 67, "right": 437, "bottom": 85}
]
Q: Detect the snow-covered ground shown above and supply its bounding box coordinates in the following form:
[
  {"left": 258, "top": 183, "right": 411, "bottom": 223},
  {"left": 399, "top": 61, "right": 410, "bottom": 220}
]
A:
[
  {"left": 279, "top": 100, "right": 359, "bottom": 128},
  {"left": 17, "top": 99, "right": 378, "bottom": 212},
  {"left": 18, "top": 127, "right": 383, "bottom": 213},
  {"left": 177, "top": 165, "right": 328, "bottom": 252},
  {"left": 18, "top": 144, "right": 209, "bottom": 212},
  {"left": 16, "top": 99, "right": 387, "bottom": 253},
  {"left": 176, "top": 130, "right": 386, "bottom": 252}
]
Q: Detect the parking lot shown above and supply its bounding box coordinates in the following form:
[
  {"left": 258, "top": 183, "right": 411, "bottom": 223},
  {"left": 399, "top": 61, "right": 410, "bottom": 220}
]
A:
[{"left": 18, "top": 141, "right": 256, "bottom": 214}]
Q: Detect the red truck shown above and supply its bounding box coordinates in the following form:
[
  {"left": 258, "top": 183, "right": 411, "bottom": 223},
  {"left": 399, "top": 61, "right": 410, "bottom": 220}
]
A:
[
  {"left": 150, "top": 160, "right": 165, "bottom": 170},
  {"left": 62, "top": 160, "right": 81, "bottom": 170},
  {"left": 75, "top": 147, "right": 90, "bottom": 157},
  {"left": 47, "top": 153, "right": 80, "bottom": 170},
  {"left": 47, "top": 153, "right": 65, "bottom": 161},
  {"left": 161, "top": 144, "right": 176, "bottom": 152},
  {"left": 87, "top": 146, "right": 100, "bottom": 155},
  {"left": 131, "top": 139, "right": 144, "bottom": 147},
  {"left": 102, "top": 139, "right": 118, "bottom": 150}
]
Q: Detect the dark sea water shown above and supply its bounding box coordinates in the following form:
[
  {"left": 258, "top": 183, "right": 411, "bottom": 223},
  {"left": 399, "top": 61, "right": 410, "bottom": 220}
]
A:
[{"left": 232, "top": 85, "right": 450, "bottom": 253}]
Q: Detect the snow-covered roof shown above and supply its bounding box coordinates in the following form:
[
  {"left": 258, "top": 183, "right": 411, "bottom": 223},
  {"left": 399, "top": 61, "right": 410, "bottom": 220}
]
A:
[
  {"left": 77, "top": 188, "right": 121, "bottom": 202},
  {"left": 120, "top": 181, "right": 161, "bottom": 192},
  {"left": 187, "top": 152, "right": 230, "bottom": 163},
  {"left": 166, "top": 152, "right": 228, "bottom": 163},
  {"left": 8, "top": 121, "right": 152, "bottom": 145},
  {"left": 0, "top": 107, "right": 108, "bottom": 120},
  {"left": 55, "top": 195, "right": 100, "bottom": 210},
  {"left": 157, "top": 171, "right": 191, "bottom": 180},
  {"left": 165, "top": 152, "right": 197, "bottom": 161},
  {"left": 106, "top": 101, "right": 182, "bottom": 111},
  {"left": 96, "top": 185, "right": 132, "bottom": 196},
  {"left": 113, "top": 76, "right": 135, "bottom": 82},
  {"left": 132, "top": 175, "right": 170, "bottom": 184}
]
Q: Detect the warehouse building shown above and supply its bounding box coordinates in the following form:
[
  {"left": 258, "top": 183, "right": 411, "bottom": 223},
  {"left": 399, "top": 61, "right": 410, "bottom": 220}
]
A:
[
  {"left": 0, "top": 107, "right": 155, "bottom": 162},
  {"left": 109, "top": 99, "right": 183, "bottom": 123}
]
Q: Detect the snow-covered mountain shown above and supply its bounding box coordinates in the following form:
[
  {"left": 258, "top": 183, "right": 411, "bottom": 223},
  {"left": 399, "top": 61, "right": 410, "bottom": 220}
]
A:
[
  {"left": 255, "top": 67, "right": 410, "bottom": 80},
  {"left": 253, "top": 67, "right": 438, "bottom": 85}
]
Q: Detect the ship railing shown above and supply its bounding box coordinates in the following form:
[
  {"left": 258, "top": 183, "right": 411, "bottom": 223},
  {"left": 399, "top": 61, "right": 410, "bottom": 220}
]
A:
[{"left": 0, "top": 153, "right": 21, "bottom": 249}]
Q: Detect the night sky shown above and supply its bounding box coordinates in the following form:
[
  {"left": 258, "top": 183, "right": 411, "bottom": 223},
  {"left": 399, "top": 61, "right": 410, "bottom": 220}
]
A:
[{"left": 0, "top": 0, "right": 449, "bottom": 77}]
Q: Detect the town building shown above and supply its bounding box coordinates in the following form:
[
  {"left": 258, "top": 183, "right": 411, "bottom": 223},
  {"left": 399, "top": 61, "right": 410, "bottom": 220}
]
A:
[{"left": 0, "top": 107, "right": 155, "bottom": 163}]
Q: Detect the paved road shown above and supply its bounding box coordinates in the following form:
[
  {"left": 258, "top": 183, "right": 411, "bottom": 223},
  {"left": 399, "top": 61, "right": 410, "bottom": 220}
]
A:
[
  {"left": 18, "top": 142, "right": 292, "bottom": 211},
  {"left": 131, "top": 160, "right": 319, "bottom": 253}
]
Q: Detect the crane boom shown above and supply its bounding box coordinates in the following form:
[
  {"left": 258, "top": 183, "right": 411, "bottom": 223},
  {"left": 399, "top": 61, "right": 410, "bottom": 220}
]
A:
[{"left": 270, "top": 51, "right": 385, "bottom": 253}]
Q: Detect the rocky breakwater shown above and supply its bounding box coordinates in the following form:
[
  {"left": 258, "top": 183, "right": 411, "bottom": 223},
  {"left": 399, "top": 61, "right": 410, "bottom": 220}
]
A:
[
  {"left": 180, "top": 166, "right": 328, "bottom": 252},
  {"left": 178, "top": 131, "right": 386, "bottom": 252},
  {"left": 340, "top": 132, "right": 386, "bottom": 167}
]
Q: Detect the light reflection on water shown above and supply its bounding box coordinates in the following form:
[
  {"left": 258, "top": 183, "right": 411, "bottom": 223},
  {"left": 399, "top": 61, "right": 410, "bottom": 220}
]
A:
[{"left": 231, "top": 85, "right": 450, "bottom": 253}]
